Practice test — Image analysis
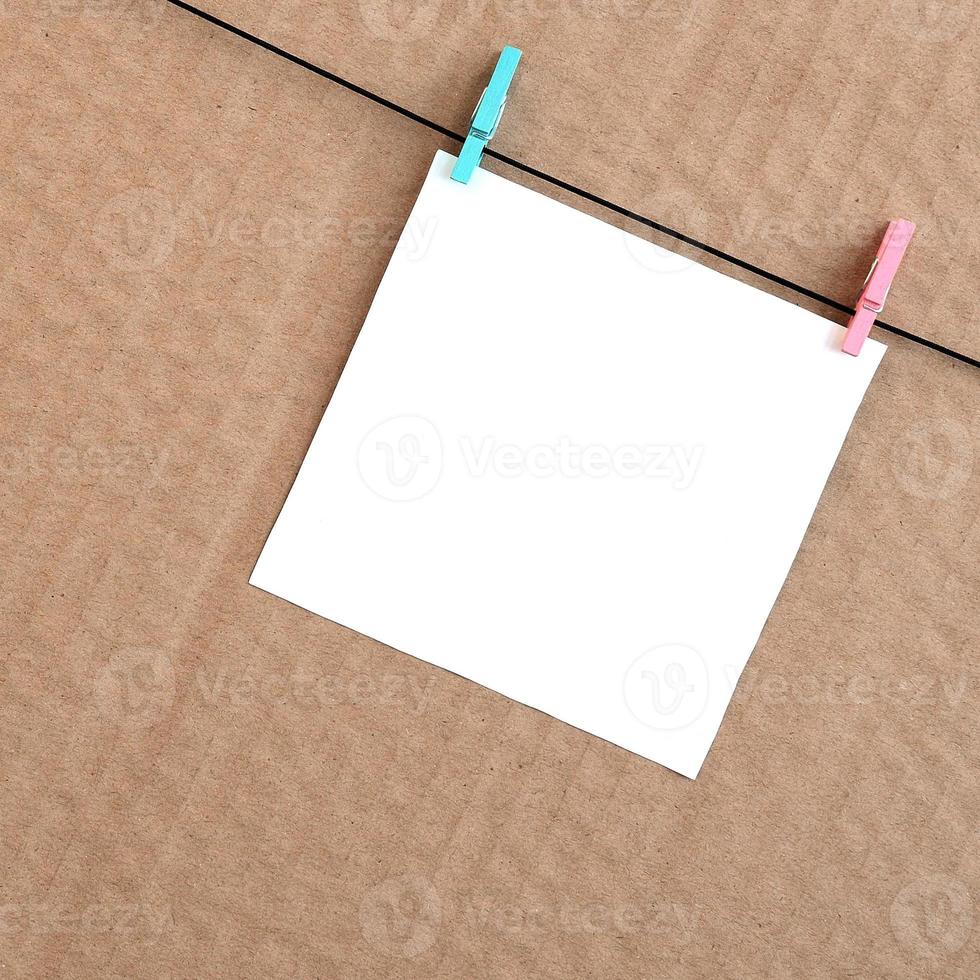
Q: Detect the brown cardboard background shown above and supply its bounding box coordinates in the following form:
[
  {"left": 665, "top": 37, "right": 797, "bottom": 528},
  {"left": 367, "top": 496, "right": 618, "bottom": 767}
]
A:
[
  {"left": 1, "top": 3, "right": 978, "bottom": 979},
  {"left": 184, "top": 0, "right": 979, "bottom": 362}
]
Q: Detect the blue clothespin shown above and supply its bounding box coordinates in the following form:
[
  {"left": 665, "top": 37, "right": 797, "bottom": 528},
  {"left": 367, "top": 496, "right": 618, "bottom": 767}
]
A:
[{"left": 451, "top": 46, "right": 522, "bottom": 184}]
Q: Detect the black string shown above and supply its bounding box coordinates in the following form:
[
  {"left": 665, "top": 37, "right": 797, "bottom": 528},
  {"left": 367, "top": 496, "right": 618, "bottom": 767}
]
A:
[{"left": 164, "top": 0, "right": 978, "bottom": 371}]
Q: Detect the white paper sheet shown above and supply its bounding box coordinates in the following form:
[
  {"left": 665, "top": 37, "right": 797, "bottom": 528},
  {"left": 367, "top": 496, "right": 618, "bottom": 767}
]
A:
[{"left": 251, "top": 150, "right": 885, "bottom": 778}]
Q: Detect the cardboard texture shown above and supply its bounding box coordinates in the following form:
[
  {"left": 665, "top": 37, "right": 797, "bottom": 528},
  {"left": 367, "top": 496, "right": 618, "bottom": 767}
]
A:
[
  {"left": 189, "top": 0, "right": 979, "bottom": 362},
  {"left": 2, "top": 3, "right": 977, "bottom": 978}
]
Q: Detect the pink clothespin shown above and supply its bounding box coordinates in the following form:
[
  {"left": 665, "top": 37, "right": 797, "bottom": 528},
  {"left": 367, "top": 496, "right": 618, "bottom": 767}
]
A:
[{"left": 842, "top": 219, "right": 915, "bottom": 356}]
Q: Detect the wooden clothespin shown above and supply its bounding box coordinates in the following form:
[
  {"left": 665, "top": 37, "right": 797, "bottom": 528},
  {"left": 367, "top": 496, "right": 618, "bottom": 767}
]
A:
[
  {"left": 842, "top": 219, "right": 915, "bottom": 355},
  {"left": 451, "top": 46, "right": 522, "bottom": 184}
]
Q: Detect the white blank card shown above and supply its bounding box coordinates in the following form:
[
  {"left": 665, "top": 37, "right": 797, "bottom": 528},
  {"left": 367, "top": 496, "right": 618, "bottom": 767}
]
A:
[{"left": 251, "top": 150, "right": 885, "bottom": 778}]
